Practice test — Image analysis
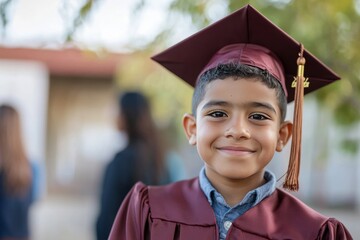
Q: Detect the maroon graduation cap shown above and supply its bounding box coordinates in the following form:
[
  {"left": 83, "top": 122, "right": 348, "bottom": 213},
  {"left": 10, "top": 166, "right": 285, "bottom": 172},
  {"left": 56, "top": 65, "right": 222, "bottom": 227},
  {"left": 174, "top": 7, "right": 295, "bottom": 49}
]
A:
[{"left": 151, "top": 4, "right": 340, "bottom": 103}]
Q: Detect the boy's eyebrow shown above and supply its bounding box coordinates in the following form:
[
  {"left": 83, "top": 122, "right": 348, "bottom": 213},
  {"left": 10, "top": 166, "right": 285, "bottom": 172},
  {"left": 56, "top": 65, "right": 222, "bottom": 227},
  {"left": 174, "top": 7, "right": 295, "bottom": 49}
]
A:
[
  {"left": 245, "top": 102, "right": 277, "bottom": 114},
  {"left": 201, "top": 100, "right": 277, "bottom": 114},
  {"left": 201, "top": 100, "right": 230, "bottom": 110}
]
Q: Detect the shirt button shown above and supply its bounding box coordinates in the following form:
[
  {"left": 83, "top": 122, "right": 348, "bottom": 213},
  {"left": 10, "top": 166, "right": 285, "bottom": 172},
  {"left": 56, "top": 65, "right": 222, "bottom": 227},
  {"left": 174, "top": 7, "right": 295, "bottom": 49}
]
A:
[{"left": 224, "top": 220, "right": 232, "bottom": 231}]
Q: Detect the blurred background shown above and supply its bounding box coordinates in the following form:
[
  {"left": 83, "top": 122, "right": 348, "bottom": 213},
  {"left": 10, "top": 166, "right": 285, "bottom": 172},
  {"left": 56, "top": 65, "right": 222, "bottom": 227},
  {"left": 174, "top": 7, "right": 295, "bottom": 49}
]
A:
[{"left": 0, "top": 0, "right": 359, "bottom": 239}]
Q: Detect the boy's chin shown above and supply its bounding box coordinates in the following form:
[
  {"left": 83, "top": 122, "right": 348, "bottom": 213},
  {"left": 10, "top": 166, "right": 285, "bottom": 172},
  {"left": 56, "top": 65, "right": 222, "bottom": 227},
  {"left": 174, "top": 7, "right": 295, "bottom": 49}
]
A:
[{"left": 207, "top": 166, "right": 265, "bottom": 182}]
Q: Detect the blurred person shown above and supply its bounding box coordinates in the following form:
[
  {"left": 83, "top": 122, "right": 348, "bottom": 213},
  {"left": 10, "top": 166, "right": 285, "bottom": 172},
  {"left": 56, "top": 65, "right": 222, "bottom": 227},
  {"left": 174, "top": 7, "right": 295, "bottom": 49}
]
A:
[
  {"left": 160, "top": 123, "right": 188, "bottom": 183},
  {"left": 0, "top": 104, "right": 34, "bottom": 240},
  {"left": 95, "top": 91, "right": 171, "bottom": 240}
]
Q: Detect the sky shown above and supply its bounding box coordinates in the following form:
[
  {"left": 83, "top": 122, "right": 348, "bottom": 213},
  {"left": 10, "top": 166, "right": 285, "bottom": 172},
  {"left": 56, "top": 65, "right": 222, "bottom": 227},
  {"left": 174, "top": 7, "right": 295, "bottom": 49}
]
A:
[{"left": 1, "top": 0, "right": 174, "bottom": 52}]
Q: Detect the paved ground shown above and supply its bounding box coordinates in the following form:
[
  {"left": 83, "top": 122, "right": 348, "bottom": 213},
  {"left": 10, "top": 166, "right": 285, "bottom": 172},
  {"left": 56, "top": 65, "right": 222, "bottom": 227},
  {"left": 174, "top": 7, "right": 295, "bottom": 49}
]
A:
[
  {"left": 30, "top": 195, "right": 360, "bottom": 240},
  {"left": 30, "top": 195, "right": 98, "bottom": 240}
]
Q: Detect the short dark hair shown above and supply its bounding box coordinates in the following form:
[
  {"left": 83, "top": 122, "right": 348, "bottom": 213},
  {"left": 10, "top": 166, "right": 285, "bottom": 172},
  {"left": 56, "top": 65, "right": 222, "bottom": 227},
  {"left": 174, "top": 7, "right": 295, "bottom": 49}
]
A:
[{"left": 192, "top": 63, "right": 287, "bottom": 121}]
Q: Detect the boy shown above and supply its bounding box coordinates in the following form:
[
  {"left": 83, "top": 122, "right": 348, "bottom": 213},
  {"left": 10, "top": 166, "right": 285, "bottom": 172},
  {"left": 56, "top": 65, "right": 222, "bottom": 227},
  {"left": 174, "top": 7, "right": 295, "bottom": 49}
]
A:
[{"left": 109, "top": 4, "right": 353, "bottom": 239}]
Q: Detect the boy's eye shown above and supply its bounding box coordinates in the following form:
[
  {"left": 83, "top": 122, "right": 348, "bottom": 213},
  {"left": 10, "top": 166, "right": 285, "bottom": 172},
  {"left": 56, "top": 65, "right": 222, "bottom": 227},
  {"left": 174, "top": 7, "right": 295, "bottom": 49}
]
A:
[
  {"left": 208, "top": 111, "right": 227, "bottom": 118},
  {"left": 249, "top": 113, "right": 269, "bottom": 120}
]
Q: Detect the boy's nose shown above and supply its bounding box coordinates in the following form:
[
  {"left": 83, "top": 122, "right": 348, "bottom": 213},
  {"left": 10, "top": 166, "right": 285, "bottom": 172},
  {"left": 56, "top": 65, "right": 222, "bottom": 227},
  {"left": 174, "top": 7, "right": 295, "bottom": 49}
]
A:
[{"left": 225, "top": 119, "right": 251, "bottom": 140}]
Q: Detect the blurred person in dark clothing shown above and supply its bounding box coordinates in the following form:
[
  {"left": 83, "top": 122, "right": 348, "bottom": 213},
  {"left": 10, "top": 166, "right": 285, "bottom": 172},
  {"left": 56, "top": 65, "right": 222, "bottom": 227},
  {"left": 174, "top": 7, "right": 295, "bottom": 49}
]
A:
[
  {"left": 96, "top": 91, "right": 170, "bottom": 240},
  {"left": 0, "top": 104, "right": 34, "bottom": 240}
]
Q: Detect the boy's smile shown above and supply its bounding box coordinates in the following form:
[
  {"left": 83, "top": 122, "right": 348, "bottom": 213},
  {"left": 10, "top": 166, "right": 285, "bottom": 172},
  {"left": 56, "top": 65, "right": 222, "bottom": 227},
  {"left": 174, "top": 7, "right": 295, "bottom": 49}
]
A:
[
  {"left": 183, "top": 77, "right": 292, "bottom": 199},
  {"left": 216, "top": 145, "right": 255, "bottom": 157}
]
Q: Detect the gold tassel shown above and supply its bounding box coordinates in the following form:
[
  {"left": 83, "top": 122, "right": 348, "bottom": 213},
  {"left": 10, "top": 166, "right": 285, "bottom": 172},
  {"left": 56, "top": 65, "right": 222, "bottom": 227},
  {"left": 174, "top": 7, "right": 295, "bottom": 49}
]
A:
[{"left": 283, "top": 44, "right": 306, "bottom": 191}]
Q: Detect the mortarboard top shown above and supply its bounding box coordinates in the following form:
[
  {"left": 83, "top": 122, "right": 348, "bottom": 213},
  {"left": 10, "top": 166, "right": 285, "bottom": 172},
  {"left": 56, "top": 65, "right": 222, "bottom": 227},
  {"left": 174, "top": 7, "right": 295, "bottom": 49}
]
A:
[{"left": 151, "top": 4, "right": 340, "bottom": 103}]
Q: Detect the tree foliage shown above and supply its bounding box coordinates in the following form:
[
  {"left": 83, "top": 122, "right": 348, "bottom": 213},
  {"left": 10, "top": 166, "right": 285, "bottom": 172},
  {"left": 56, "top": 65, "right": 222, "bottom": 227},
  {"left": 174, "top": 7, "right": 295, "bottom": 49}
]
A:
[{"left": 0, "top": 0, "right": 12, "bottom": 37}]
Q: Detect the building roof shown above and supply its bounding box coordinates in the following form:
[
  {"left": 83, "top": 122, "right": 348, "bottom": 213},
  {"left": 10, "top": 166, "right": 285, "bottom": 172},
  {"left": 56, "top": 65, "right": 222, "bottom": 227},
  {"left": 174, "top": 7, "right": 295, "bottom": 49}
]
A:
[{"left": 0, "top": 46, "right": 127, "bottom": 77}]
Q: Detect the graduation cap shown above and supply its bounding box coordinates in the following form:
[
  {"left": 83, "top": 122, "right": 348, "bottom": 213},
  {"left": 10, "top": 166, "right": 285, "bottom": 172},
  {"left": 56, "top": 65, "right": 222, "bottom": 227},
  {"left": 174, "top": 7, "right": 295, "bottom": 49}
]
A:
[{"left": 151, "top": 4, "right": 340, "bottom": 191}]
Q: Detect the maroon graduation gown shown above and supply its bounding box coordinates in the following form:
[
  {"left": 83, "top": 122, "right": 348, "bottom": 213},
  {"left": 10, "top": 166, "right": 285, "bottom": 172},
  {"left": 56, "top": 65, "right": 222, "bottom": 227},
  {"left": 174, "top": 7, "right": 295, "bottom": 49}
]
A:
[{"left": 109, "top": 178, "right": 353, "bottom": 240}]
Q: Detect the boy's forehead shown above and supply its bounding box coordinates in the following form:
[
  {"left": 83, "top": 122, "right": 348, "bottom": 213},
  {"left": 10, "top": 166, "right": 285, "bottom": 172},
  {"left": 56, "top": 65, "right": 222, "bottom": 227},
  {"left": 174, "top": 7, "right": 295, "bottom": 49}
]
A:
[
  {"left": 199, "top": 78, "right": 280, "bottom": 110},
  {"left": 151, "top": 4, "right": 340, "bottom": 103}
]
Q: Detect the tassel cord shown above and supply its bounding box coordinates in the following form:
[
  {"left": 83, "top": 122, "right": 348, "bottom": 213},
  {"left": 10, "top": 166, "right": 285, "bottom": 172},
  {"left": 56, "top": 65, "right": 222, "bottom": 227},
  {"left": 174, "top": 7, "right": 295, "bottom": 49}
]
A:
[{"left": 283, "top": 44, "right": 305, "bottom": 191}]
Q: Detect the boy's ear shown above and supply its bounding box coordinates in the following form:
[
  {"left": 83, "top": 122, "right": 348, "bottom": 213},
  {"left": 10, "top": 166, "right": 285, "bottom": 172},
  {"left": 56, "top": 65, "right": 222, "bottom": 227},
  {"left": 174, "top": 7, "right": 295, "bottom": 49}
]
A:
[
  {"left": 182, "top": 113, "right": 197, "bottom": 145},
  {"left": 276, "top": 121, "right": 293, "bottom": 152}
]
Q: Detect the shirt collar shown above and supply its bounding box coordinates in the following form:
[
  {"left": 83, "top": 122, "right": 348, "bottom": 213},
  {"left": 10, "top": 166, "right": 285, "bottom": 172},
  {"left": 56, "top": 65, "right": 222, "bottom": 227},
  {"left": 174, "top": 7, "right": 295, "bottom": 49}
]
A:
[{"left": 199, "top": 167, "right": 276, "bottom": 207}]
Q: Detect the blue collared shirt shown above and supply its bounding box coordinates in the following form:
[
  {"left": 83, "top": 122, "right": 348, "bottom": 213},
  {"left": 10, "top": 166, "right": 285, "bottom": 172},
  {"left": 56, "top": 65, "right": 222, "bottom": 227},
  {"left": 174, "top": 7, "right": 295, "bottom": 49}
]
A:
[{"left": 199, "top": 167, "right": 276, "bottom": 240}]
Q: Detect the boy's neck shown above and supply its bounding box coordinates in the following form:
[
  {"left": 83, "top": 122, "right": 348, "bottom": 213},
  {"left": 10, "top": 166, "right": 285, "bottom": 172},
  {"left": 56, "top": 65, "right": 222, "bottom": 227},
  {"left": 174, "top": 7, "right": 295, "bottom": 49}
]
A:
[{"left": 206, "top": 169, "right": 266, "bottom": 207}]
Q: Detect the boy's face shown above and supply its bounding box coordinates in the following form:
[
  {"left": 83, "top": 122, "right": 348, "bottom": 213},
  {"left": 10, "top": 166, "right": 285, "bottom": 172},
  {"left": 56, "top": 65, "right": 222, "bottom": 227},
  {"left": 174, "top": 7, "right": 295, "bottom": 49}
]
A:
[{"left": 183, "top": 77, "right": 292, "bottom": 184}]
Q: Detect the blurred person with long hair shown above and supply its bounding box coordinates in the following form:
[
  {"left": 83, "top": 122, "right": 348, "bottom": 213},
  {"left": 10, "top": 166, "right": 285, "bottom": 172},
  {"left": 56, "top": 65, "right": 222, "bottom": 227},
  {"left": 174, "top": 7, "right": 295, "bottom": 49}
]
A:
[
  {"left": 96, "top": 91, "right": 170, "bottom": 240},
  {"left": 0, "top": 104, "right": 34, "bottom": 240}
]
